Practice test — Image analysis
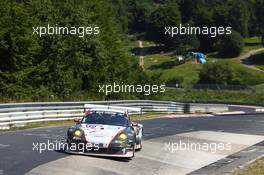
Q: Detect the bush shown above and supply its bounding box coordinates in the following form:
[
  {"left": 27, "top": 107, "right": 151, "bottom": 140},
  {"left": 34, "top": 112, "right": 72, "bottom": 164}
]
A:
[
  {"left": 198, "top": 62, "right": 242, "bottom": 85},
  {"left": 218, "top": 31, "right": 244, "bottom": 57}
]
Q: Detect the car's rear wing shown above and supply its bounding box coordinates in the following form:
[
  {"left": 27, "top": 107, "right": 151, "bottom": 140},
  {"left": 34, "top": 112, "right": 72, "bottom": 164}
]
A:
[{"left": 84, "top": 104, "right": 142, "bottom": 114}]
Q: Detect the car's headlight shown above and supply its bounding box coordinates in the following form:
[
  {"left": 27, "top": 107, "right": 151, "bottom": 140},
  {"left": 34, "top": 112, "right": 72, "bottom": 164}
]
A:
[
  {"left": 117, "top": 133, "right": 127, "bottom": 140},
  {"left": 73, "top": 129, "right": 82, "bottom": 137}
]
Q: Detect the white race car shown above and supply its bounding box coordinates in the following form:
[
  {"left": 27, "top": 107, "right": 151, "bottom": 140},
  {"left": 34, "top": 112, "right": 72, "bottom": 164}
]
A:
[{"left": 65, "top": 104, "right": 143, "bottom": 160}]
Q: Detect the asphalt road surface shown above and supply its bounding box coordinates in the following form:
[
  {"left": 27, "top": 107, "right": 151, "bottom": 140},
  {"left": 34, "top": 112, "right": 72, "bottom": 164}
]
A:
[{"left": 1, "top": 114, "right": 264, "bottom": 175}]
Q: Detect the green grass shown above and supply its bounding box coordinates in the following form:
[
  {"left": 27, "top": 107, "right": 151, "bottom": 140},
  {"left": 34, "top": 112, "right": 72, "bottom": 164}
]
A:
[
  {"left": 155, "top": 61, "right": 201, "bottom": 85},
  {"left": 206, "top": 46, "right": 264, "bottom": 85},
  {"left": 142, "top": 40, "right": 155, "bottom": 47},
  {"left": 207, "top": 37, "right": 263, "bottom": 58},
  {"left": 145, "top": 53, "right": 264, "bottom": 86},
  {"left": 233, "top": 157, "right": 264, "bottom": 175},
  {"left": 144, "top": 53, "right": 172, "bottom": 68},
  {"left": 255, "top": 83, "right": 264, "bottom": 93},
  {"left": 243, "top": 36, "right": 261, "bottom": 43},
  {"left": 2, "top": 120, "right": 74, "bottom": 132},
  {"left": 144, "top": 53, "right": 202, "bottom": 85},
  {"left": 158, "top": 88, "right": 264, "bottom": 106},
  {"left": 133, "top": 36, "right": 264, "bottom": 87},
  {"left": 130, "top": 113, "right": 163, "bottom": 120},
  {"left": 142, "top": 36, "right": 264, "bottom": 86},
  {"left": 256, "top": 65, "right": 264, "bottom": 70},
  {"left": 145, "top": 54, "right": 264, "bottom": 86},
  {"left": 210, "top": 58, "right": 264, "bottom": 85},
  {"left": 243, "top": 36, "right": 263, "bottom": 52}
]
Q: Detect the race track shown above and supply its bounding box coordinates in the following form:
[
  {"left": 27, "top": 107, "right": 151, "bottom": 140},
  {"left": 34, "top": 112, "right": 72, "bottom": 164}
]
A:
[{"left": 1, "top": 114, "right": 264, "bottom": 175}]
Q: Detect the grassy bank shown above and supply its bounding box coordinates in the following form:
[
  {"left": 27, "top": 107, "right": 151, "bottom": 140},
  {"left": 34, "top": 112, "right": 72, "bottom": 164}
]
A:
[
  {"left": 158, "top": 88, "right": 264, "bottom": 106},
  {"left": 243, "top": 37, "right": 263, "bottom": 53},
  {"left": 233, "top": 157, "right": 264, "bottom": 175},
  {"left": 141, "top": 37, "right": 264, "bottom": 86},
  {"left": 1, "top": 87, "right": 264, "bottom": 106}
]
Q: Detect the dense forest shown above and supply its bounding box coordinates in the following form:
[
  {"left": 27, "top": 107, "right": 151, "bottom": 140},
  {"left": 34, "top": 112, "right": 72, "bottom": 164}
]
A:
[
  {"left": 114, "top": 0, "right": 263, "bottom": 51},
  {"left": 0, "top": 0, "right": 263, "bottom": 101},
  {"left": 0, "top": 0, "right": 149, "bottom": 101}
]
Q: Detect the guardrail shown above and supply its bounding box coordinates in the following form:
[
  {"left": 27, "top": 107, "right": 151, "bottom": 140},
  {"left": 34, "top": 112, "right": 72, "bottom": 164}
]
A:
[{"left": 0, "top": 100, "right": 228, "bottom": 129}]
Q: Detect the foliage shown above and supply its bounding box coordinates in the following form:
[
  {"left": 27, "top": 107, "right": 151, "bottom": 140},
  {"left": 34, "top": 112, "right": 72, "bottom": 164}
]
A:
[
  {"left": 146, "top": 3, "right": 199, "bottom": 51},
  {"left": 227, "top": 1, "right": 250, "bottom": 37},
  {"left": 146, "top": 2, "right": 181, "bottom": 45},
  {"left": 218, "top": 31, "right": 244, "bottom": 57},
  {"left": 158, "top": 88, "right": 264, "bottom": 106},
  {"left": 0, "top": 0, "right": 144, "bottom": 100},
  {"left": 255, "top": 0, "right": 264, "bottom": 45},
  {"left": 198, "top": 62, "right": 242, "bottom": 85},
  {"left": 0, "top": 0, "right": 263, "bottom": 102}
]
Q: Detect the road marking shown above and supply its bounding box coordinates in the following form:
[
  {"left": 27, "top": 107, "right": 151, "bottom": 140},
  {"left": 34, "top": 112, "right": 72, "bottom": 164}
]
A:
[
  {"left": 241, "top": 148, "right": 257, "bottom": 153},
  {"left": 163, "top": 114, "right": 213, "bottom": 118},
  {"left": 0, "top": 144, "right": 10, "bottom": 149},
  {"left": 177, "top": 131, "right": 264, "bottom": 145},
  {"left": 256, "top": 108, "right": 264, "bottom": 112},
  {"left": 26, "top": 131, "right": 264, "bottom": 175},
  {"left": 23, "top": 133, "right": 65, "bottom": 140},
  {"left": 213, "top": 111, "right": 246, "bottom": 115}
]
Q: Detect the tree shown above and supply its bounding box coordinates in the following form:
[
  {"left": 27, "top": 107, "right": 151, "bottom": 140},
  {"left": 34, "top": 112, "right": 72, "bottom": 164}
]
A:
[
  {"left": 0, "top": 0, "right": 143, "bottom": 100},
  {"left": 227, "top": 1, "right": 250, "bottom": 37},
  {"left": 179, "top": 0, "right": 197, "bottom": 23},
  {"left": 218, "top": 31, "right": 244, "bottom": 57},
  {"left": 146, "top": 3, "right": 199, "bottom": 51},
  {"left": 192, "top": 0, "right": 217, "bottom": 52},
  {"left": 125, "top": 0, "right": 153, "bottom": 33},
  {"left": 255, "top": 0, "right": 264, "bottom": 46},
  {"left": 198, "top": 62, "right": 241, "bottom": 85},
  {"left": 147, "top": 2, "right": 181, "bottom": 46},
  {"left": 0, "top": 2, "right": 40, "bottom": 72}
]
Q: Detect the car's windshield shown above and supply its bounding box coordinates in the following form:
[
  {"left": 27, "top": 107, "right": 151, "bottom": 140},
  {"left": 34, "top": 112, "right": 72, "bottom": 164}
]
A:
[{"left": 81, "top": 112, "right": 129, "bottom": 127}]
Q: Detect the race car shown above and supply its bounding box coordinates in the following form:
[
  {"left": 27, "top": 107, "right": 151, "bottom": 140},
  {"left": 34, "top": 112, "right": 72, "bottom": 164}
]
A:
[{"left": 65, "top": 104, "right": 143, "bottom": 159}]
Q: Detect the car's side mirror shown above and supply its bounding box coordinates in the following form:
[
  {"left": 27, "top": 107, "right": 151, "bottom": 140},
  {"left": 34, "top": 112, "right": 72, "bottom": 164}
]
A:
[{"left": 73, "top": 117, "right": 81, "bottom": 123}]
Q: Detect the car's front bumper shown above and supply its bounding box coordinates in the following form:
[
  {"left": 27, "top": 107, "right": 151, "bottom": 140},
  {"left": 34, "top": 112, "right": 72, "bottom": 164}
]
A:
[
  {"left": 65, "top": 140, "right": 134, "bottom": 158},
  {"left": 64, "top": 149, "right": 134, "bottom": 158}
]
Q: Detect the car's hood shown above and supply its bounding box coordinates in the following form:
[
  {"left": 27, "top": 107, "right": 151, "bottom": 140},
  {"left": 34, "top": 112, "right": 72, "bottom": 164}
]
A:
[{"left": 80, "top": 124, "right": 125, "bottom": 144}]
